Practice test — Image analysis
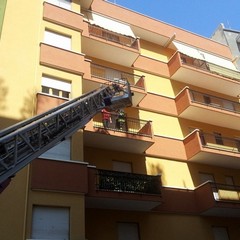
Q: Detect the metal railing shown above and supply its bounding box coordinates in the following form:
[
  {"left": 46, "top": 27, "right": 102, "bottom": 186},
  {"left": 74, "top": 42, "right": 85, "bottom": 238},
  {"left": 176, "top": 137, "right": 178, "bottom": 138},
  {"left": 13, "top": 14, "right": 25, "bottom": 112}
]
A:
[
  {"left": 91, "top": 63, "right": 145, "bottom": 90},
  {"left": 180, "top": 53, "right": 240, "bottom": 82},
  {"left": 189, "top": 89, "right": 240, "bottom": 114},
  {"left": 199, "top": 132, "right": 240, "bottom": 153},
  {"left": 88, "top": 24, "right": 139, "bottom": 49},
  {"left": 97, "top": 169, "right": 161, "bottom": 195},
  {"left": 93, "top": 112, "right": 152, "bottom": 137}
]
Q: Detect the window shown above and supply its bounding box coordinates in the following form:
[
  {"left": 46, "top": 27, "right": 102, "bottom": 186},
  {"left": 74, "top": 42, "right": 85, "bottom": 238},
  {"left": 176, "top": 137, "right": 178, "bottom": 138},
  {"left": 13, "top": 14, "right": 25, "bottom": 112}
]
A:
[
  {"left": 31, "top": 206, "right": 70, "bottom": 239},
  {"left": 41, "top": 76, "right": 71, "bottom": 99},
  {"left": 44, "top": 30, "right": 71, "bottom": 50},
  {"left": 199, "top": 172, "right": 215, "bottom": 184},
  {"left": 214, "top": 132, "right": 223, "bottom": 145},
  {"left": 47, "top": 0, "right": 71, "bottom": 10},
  {"left": 40, "top": 138, "right": 71, "bottom": 160},
  {"left": 117, "top": 222, "right": 140, "bottom": 240},
  {"left": 212, "top": 227, "right": 230, "bottom": 240},
  {"left": 113, "top": 161, "right": 132, "bottom": 173}
]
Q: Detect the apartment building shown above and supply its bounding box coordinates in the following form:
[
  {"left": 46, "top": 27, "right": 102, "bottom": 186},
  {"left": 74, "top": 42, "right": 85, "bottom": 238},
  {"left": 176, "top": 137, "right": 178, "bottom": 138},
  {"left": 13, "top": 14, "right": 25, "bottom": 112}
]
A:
[
  {"left": 212, "top": 23, "right": 240, "bottom": 70},
  {"left": 1, "top": 0, "right": 240, "bottom": 239}
]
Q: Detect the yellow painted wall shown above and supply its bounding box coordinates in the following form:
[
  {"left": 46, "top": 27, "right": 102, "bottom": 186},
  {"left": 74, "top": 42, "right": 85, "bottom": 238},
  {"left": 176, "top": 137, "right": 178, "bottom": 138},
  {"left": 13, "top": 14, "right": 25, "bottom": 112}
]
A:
[
  {"left": 140, "top": 40, "right": 174, "bottom": 62},
  {"left": 139, "top": 110, "right": 183, "bottom": 138},
  {"left": 0, "top": 0, "right": 43, "bottom": 122},
  {"left": 146, "top": 157, "right": 194, "bottom": 188}
]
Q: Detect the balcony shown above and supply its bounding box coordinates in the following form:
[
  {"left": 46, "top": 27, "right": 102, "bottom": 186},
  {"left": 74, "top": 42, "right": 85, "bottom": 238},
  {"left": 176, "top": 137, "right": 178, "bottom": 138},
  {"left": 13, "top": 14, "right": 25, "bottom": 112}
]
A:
[
  {"left": 82, "top": 63, "right": 146, "bottom": 106},
  {"left": 195, "top": 181, "right": 240, "bottom": 217},
  {"left": 184, "top": 130, "right": 240, "bottom": 168},
  {"left": 82, "top": 24, "right": 140, "bottom": 66},
  {"left": 84, "top": 113, "right": 153, "bottom": 153},
  {"left": 84, "top": 112, "right": 154, "bottom": 154},
  {"left": 86, "top": 168, "right": 162, "bottom": 211},
  {"left": 168, "top": 52, "right": 240, "bottom": 97},
  {"left": 176, "top": 87, "right": 240, "bottom": 130}
]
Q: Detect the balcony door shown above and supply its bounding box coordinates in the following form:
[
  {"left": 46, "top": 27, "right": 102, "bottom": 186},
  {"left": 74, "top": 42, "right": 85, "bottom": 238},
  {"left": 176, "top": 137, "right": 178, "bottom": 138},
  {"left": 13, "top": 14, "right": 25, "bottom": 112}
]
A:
[{"left": 212, "top": 227, "right": 230, "bottom": 240}]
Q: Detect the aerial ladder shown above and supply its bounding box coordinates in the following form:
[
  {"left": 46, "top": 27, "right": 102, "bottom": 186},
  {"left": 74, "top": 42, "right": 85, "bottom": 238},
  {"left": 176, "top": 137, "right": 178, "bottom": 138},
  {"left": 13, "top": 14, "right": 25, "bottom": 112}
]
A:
[{"left": 0, "top": 80, "right": 132, "bottom": 192}]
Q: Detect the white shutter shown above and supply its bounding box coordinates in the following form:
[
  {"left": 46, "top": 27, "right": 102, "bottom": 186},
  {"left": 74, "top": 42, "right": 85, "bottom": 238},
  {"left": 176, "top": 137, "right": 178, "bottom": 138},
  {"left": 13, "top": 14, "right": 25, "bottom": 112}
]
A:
[
  {"left": 44, "top": 30, "right": 71, "bottom": 50},
  {"left": 42, "top": 76, "right": 71, "bottom": 92},
  {"left": 31, "top": 206, "right": 69, "bottom": 240}
]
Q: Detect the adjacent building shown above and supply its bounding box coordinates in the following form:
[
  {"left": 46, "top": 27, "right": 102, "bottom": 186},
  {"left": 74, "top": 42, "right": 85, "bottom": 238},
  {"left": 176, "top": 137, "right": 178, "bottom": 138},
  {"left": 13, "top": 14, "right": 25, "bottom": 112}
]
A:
[
  {"left": 212, "top": 23, "right": 240, "bottom": 70},
  {"left": 1, "top": 0, "right": 240, "bottom": 239}
]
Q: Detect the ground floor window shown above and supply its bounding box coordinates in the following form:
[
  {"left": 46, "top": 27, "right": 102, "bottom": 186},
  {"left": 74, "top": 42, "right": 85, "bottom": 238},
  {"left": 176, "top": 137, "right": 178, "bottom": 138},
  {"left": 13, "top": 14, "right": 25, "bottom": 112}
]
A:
[
  {"left": 31, "top": 206, "right": 70, "bottom": 239},
  {"left": 117, "top": 222, "right": 140, "bottom": 240}
]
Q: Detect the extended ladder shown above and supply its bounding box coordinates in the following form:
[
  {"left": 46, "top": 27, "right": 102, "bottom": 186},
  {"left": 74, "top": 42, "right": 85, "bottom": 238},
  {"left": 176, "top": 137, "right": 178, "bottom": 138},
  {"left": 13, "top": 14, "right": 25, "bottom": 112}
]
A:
[{"left": 0, "top": 81, "right": 132, "bottom": 186}]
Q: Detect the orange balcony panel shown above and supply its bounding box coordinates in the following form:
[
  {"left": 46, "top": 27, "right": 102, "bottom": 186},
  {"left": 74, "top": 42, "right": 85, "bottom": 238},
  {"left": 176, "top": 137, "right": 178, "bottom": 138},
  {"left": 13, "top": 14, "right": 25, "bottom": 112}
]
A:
[
  {"left": 43, "top": 2, "right": 84, "bottom": 32},
  {"left": 133, "top": 55, "right": 169, "bottom": 78},
  {"left": 86, "top": 167, "right": 162, "bottom": 211},
  {"left": 195, "top": 182, "right": 240, "bottom": 217},
  {"left": 31, "top": 158, "right": 88, "bottom": 193},
  {"left": 153, "top": 187, "right": 197, "bottom": 214},
  {"left": 36, "top": 93, "right": 67, "bottom": 115},
  {"left": 168, "top": 52, "right": 240, "bottom": 97},
  {"left": 176, "top": 87, "right": 240, "bottom": 130},
  {"left": 40, "top": 43, "right": 86, "bottom": 75},
  {"left": 184, "top": 130, "right": 240, "bottom": 168},
  {"left": 146, "top": 135, "right": 186, "bottom": 160}
]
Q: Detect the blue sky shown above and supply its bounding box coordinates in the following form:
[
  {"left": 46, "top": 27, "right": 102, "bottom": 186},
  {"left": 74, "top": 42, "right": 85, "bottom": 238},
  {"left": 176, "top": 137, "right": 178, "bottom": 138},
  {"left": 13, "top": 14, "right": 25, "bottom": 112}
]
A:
[{"left": 107, "top": 0, "right": 240, "bottom": 38}]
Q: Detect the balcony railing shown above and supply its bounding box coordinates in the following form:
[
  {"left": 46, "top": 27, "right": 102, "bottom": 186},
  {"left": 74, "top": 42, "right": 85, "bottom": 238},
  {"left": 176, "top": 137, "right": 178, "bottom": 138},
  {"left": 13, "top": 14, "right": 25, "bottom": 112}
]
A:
[
  {"left": 91, "top": 63, "right": 145, "bottom": 90},
  {"left": 209, "top": 182, "right": 240, "bottom": 202},
  {"left": 93, "top": 112, "right": 152, "bottom": 137},
  {"left": 97, "top": 169, "right": 161, "bottom": 195},
  {"left": 199, "top": 132, "right": 240, "bottom": 153},
  {"left": 189, "top": 89, "right": 240, "bottom": 113},
  {"left": 88, "top": 24, "right": 139, "bottom": 49},
  {"left": 180, "top": 53, "right": 240, "bottom": 82}
]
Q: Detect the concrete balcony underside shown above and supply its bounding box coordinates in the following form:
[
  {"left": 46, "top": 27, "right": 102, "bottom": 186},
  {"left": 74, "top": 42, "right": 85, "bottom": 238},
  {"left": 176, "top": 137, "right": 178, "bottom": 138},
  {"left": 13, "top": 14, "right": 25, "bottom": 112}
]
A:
[
  {"left": 168, "top": 52, "right": 240, "bottom": 97},
  {"left": 176, "top": 87, "right": 240, "bottom": 130}
]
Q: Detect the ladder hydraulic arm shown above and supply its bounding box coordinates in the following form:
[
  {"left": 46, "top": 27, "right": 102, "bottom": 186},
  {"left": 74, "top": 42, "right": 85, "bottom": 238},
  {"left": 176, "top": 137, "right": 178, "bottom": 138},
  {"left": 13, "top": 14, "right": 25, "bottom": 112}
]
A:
[{"left": 0, "top": 80, "right": 132, "bottom": 190}]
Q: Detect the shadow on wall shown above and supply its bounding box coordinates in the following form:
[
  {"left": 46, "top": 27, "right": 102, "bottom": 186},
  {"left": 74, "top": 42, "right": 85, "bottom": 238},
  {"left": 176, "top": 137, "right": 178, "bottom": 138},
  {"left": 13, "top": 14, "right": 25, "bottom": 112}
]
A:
[
  {"left": 20, "top": 90, "right": 36, "bottom": 119},
  {"left": 0, "top": 78, "right": 8, "bottom": 112}
]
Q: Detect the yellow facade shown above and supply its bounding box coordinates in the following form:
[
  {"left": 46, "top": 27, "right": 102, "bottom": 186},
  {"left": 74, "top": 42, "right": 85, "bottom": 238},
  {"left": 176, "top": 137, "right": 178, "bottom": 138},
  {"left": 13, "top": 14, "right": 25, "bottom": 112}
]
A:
[{"left": 1, "top": 0, "right": 240, "bottom": 240}]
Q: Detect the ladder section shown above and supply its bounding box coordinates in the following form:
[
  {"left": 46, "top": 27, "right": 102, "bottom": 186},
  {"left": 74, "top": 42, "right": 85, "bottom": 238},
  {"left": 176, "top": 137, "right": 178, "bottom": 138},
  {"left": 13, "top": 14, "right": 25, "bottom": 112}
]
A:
[{"left": 0, "top": 81, "right": 132, "bottom": 184}]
